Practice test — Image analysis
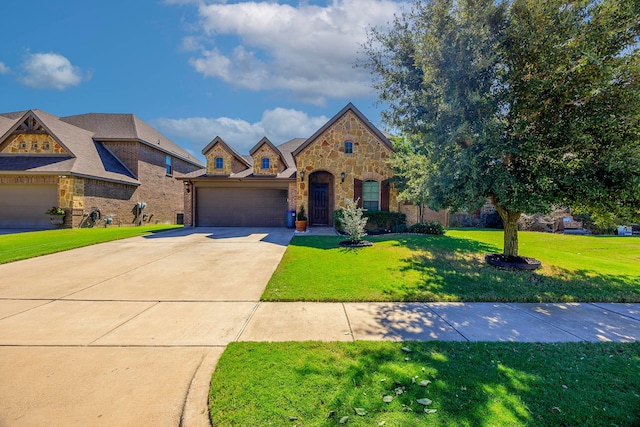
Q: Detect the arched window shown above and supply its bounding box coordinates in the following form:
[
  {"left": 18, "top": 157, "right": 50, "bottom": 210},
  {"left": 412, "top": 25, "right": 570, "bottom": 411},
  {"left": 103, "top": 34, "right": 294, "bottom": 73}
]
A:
[
  {"left": 261, "top": 157, "right": 270, "bottom": 169},
  {"left": 215, "top": 157, "right": 224, "bottom": 169},
  {"left": 344, "top": 141, "right": 353, "bottom": 154},
  {"left": 362, "top": 180, "right": 379, "bottom": 211}
]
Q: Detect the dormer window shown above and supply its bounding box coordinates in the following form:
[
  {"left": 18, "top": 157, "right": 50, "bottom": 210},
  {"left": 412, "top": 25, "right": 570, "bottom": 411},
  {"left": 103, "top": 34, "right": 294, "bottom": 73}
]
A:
[
  {"left": 261, "top": 157, "right": 270, "bottom": 170},
  {"left": 344, "top": 141, "right": 353, "bottom": 154},
  {"left": 215, "top": 157, "right": 224, "bottom": 169}
]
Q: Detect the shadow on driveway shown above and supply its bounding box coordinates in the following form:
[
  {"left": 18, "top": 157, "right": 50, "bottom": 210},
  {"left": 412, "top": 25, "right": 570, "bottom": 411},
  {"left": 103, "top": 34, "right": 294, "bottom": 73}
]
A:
[{"left": 142, "top": 226, "right": 294, "bottom": 246}]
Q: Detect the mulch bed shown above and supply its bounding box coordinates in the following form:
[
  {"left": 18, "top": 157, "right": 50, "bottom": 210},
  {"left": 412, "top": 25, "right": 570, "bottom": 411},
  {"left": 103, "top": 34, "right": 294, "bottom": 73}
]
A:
[
  {"left": 339, "top": 240, "right": 374, "bottom": 248},
  {"left": 484, "top": 253, "right": 542, "bottom": 270}
]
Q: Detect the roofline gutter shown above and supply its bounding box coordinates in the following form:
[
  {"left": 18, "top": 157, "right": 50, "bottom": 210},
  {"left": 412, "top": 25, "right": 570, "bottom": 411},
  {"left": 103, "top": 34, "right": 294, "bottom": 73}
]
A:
[{"left": 97, "top": 137, "right": 204, "bottom": 168}]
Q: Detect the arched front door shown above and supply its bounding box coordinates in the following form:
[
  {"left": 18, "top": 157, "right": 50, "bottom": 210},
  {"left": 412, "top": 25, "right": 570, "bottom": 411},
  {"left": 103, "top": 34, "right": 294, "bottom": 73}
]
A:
[{"left": 308, "top": 171, "right": 334, "bottom": 226}]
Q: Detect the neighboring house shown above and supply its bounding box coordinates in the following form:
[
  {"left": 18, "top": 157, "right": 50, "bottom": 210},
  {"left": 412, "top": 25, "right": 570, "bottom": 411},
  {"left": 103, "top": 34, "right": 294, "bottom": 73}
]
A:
[
  {"left": 182, "top": 103, "right": 447, "bottom": 227},
  {"left": 0, "top": 109, "right": 204, "bottom": 229}
]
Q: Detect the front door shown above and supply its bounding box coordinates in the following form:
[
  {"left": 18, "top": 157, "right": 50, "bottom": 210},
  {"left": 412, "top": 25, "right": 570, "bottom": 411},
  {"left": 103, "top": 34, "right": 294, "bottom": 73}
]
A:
[{"left": 310, "top": 183, "right": 329, "bottom": 225}]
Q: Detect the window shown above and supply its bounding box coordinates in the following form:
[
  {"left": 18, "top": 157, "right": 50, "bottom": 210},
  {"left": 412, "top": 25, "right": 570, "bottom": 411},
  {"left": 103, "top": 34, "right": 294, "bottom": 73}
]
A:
[
  {"left": 43, "top": 142, "right": 50, "bottom": 150},
  {"left": 344, "top": 141, "right": 353, "bottom": 154},
  {"left": 165, "top": 155, "right": 173, "bottom": 175},
  {"left": 261, "top": 157, "right": 270, "bottom": 170},
  {"left": 32, "top": 142, "right": 38, "bottom": 149},
  {"left": 362, "top": 180, "right": 379, "bottom": 211},
  {"left": 215, "top": 157, "right": 224, "bottom": 169}
]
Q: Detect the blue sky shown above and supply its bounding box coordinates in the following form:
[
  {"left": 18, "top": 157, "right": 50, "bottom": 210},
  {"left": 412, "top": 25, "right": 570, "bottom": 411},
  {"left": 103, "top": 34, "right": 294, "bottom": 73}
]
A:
[{"left": 0, "top": 0, "right": 404, "bottom": 160}]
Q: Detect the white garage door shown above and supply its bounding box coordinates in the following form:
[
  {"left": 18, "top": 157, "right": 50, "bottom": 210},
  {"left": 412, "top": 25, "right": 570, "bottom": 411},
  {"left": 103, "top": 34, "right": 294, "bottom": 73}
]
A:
[
  {"left": 0, "top": 184, "right": 58, "bottom": 229},
  {"left": 196, "top": 187, "right": 288, "bottom": 227}
]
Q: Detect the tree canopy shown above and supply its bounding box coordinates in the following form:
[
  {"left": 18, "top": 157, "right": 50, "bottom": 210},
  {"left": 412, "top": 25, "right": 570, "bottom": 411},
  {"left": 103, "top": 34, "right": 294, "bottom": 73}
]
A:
[{"left": 363, "top": 0, "right": 640, "bottom": 256}]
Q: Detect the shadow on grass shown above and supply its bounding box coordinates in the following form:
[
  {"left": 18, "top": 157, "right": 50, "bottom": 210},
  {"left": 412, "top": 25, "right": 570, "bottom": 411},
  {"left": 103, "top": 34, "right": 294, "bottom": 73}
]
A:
[
  {"left": 388, "top": 235, "right": 640, "bottom": 303},
  {"left": 212, "top": 341, "right": 640, "bottom": 426}
]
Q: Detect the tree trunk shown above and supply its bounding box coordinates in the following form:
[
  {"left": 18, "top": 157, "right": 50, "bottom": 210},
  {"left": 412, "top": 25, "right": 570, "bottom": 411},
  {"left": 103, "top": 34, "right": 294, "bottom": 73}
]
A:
[{"left": 491, "top": 198, "right": 521, "bottom": 257}]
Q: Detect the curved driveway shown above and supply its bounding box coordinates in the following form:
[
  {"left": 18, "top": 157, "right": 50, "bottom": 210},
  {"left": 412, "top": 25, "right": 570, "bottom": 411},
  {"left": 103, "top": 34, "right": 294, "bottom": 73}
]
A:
[{"left": 0, "top": 227, "right": 293, "bottom": 427}]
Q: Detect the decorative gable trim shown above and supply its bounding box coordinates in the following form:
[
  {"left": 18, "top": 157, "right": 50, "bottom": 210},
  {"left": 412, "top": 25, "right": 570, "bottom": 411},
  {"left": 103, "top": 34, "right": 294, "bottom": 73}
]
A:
[
  {"left": 292, "top": 103, "right": 393, "bottom": 157},
  {"left": 0, "top": 110, "right": 73, "bottom": 156}
]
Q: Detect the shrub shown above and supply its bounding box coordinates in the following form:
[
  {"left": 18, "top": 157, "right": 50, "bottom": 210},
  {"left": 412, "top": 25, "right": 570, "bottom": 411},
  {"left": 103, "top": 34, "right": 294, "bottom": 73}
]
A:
[
  {"left": 333, "top": 209, "right": 345, "bottom": 233},
  {"left": 481, "top": 211, "right": 504, "bottom": 229},
  {"left": 409, "top": 221, "right": 446, "bottom": 235},
  {"left": 296, "top": 205, "right": 307, "bottom": 221},
  {"left": 334, "top": 209, "right": 407, "bottom": 234},
  {"left": 341, "top": 199, "right": 368, "bottom": 243},
  {"left": 364, "top": 211, "right": 407, "bottom": 232}
]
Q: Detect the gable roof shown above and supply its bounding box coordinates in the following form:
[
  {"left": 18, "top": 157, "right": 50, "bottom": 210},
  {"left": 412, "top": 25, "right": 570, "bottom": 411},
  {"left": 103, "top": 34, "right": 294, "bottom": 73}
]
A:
[
  {"left": 249, "top": 137, "right": 283, "bottom": 158},
  {"left": 201, "top": 136, "right": 251, "bottom": 168},
  {"left": 61, "top": 113, "right": 203, "bottom": 168},
  {"left": 0, "top": 109, "right": 139, "bottom": 185},
  {"left": 292, "top": 103, "right": 393, "bottom": 157}
]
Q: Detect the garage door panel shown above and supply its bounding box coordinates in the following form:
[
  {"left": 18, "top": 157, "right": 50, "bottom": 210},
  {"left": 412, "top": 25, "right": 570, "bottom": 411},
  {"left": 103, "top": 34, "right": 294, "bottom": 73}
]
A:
[
  {"left": 196, "top": 187, "right": 287, "bottom": 227},
  {"left": 0, "top": 184, "right": 58, "bottom": 229}
]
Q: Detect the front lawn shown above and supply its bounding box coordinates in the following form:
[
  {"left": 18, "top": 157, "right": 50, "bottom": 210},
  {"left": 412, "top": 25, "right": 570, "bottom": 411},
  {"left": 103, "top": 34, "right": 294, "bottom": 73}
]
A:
[
  {"left": 0, "top": 225, "right": 181, "bottom": 264},
  {"left": 209, "top": 341, "right": 640, "bottom": 426},
  {"left": 262, "top": 230, "right": 640, "bottom": 302}
]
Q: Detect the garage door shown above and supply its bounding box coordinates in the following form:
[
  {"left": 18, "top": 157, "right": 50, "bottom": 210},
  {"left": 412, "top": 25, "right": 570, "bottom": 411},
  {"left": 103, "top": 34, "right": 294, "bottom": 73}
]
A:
[
  {"left": 0, "top": 184, "right": 58, "bottom": 229},
  {"left": 196, "top": 187, "right": 288, "bottom": 227}
]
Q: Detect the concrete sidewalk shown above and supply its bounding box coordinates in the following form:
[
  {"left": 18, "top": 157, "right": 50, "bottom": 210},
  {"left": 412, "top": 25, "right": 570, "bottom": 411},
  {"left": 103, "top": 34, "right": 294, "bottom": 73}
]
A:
[
  {"left": 0, "top": 227, "right": 638, "bottom": 426},
  {"left": 240, "top": 301, "right": 640, "bottom": 343}
]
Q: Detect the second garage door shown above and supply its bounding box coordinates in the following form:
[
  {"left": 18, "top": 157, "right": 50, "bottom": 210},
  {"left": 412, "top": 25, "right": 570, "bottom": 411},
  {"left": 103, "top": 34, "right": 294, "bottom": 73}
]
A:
[
  {"left": 196, "top": 187, "right": 288, "bottom": 227},
  {"left": 0, "top": 184, "right": 58, "bottom": 229}
]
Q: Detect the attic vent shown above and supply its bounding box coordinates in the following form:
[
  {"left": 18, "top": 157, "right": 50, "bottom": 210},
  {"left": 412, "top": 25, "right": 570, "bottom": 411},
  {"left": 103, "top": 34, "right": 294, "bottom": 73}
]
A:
[{"left": 44, "top": 142, "right": 50, "bottom": 150}]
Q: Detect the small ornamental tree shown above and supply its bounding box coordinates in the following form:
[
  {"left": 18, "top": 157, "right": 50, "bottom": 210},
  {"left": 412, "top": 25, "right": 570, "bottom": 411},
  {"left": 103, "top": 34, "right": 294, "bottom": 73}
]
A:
[
  {"left": 342, "top": 199, "right": 368, "bottom": 243},
  {"left": 364, "top": 0, "right": 640, "bottom": 258}
]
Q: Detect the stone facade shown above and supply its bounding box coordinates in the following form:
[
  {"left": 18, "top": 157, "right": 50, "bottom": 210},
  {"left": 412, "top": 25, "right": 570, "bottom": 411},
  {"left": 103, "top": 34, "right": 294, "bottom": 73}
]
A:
[
  {"left": 251, "top": 144, "right": 283, "bottom": 176},
  {"left": 1, "top": 134, "right": 66, "bottom": 155},
  {"left": 204, "top": 143, "right": 246, "bottom": 176},
  {"left": 294, "top": 110, "right": 397, "bottom": 213}
]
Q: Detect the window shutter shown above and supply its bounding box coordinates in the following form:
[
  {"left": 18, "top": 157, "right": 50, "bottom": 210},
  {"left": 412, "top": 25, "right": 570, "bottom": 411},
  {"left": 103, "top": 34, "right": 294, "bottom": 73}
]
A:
[
  {"left": 381, "top": 179, "right": 390, "bottom": 211},
  {"left": 354, "top": 179, "right": 363, "bottom": 208}
]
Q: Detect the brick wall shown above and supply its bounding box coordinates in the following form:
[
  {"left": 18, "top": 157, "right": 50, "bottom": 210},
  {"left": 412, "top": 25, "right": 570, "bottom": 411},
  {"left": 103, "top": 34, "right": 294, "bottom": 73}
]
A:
[
  {"left": 102, "top": 141, "right": 139, "bottom": 176},
  {"left": 82, "top": 144, "right": 201, "bottom": 226}
]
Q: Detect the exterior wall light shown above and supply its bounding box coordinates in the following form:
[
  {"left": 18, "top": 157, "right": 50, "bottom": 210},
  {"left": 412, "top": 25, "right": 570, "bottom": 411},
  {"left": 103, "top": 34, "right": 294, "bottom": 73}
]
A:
[
  {"left": 184, "top": 180, "right": 191, "bottom": 193},
  {"left": 341, "top": 171, "right": 346, "bottom": 183},
  {"left": 299, "top": 170, "right": 305, "bottom": 181}
]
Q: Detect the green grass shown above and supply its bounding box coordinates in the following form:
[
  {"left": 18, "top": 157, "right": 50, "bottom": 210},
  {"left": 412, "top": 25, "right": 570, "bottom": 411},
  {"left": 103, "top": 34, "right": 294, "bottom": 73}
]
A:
[
  {"left": 0, "top": 225, "right": 181, "bottom": 264},
  {"left": 262, "top": 230, "right": 640, "bottom": 302},
  {"left": 209, "top": 341, "right": 640, "bottom": 426}
]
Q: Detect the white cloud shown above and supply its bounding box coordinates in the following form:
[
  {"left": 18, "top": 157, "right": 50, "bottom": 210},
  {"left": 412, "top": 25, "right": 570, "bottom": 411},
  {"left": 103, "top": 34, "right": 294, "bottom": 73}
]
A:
[
  {"left": 0, "top": 62, "right": 10, "bottom": 74},
  {"left": 152, "top": 107, "right": 328, "bottom": 154},
  {"left": 19, "top": 52, "right": 90, "bottom": 90},
  {"left": 177, "top": 0, "right": 404, "bottom": 104}
]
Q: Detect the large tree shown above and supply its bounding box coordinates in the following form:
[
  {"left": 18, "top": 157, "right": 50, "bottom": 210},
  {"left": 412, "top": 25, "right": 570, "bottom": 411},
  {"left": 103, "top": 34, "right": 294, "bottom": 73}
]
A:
[{"left": 363, "top": 0, "right": 640, "bottom": 257}]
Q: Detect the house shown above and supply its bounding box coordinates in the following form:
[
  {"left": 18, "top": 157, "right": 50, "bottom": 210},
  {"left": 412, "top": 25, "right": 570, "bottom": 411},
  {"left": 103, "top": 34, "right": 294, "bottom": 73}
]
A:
[
  {"left": 0, "top": 109, "right": 204, "bottom": 228},
  {"left": 182, "top": 103, "right": 447, "bottom": 228}
]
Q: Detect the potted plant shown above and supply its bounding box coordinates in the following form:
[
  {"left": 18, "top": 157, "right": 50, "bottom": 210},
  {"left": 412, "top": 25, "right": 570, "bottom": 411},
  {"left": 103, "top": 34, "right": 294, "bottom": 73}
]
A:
[
  {"left": 295, "top": 205, "right": 308, "bottom": 232},
  {"left": 45, "top": 206, "right": 66, "bottom": 226}
]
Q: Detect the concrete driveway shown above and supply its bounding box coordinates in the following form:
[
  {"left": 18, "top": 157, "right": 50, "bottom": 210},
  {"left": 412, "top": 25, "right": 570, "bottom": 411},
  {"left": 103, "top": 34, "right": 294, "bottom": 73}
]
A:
[{"left": 0, "top": 227, "right": 292, "bottom": 427}]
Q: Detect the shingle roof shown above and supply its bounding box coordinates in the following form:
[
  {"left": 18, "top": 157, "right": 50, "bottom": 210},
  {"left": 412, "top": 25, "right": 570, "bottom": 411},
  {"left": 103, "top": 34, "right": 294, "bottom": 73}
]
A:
[
  {"left": 61, "top": 113, "right": 203, "bottom": 168},
  {"left": 292, "top": 103, "right": 393, "bottom": 157},
  {"left": 0, "top": 110, "right": 139, "bottom": 185},
  {"left": 201, "top": 136, "right": 251, "bottom": 168}
]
